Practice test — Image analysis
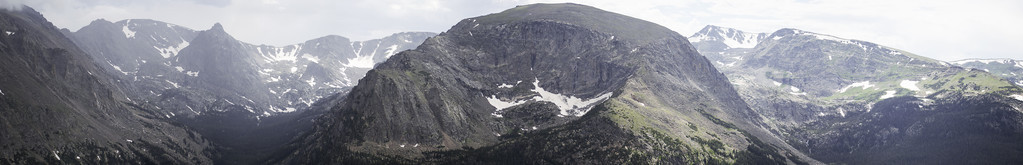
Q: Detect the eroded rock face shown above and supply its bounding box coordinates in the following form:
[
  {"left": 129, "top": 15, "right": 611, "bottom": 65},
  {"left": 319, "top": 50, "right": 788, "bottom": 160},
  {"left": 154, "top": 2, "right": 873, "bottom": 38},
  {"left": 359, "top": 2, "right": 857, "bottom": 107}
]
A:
[{"left": 281, "top": 3, "right": 811, "bottom": 164}]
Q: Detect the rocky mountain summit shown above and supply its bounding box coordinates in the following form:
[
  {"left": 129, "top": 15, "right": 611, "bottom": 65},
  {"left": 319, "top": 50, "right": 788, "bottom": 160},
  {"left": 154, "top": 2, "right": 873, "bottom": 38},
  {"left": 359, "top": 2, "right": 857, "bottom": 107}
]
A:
[{"left": 280, "top": 3, "right": 813, "bottom": 164}]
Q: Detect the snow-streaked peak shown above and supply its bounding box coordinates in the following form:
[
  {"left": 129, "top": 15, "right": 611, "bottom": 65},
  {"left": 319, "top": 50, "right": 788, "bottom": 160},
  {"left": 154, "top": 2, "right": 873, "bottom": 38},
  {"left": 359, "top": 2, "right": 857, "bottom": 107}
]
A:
[
  {"left": 950, "top": 58, "right": 1020, "bottom": 65},
  {"left": 689, "top": 25, "right": 768, "bottom": 49}
]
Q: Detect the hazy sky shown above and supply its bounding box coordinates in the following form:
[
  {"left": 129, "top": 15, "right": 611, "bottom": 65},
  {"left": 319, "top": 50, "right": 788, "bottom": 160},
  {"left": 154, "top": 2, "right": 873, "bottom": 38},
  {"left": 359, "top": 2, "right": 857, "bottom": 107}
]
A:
[{"left": 18, "top": 0, "right": 1023, "bottom": 61}]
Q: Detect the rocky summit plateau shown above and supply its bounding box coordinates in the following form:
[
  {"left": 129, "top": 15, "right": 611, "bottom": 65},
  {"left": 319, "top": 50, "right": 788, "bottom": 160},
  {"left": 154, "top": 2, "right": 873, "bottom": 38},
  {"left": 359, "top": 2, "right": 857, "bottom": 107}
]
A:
[{"left": 2, "top": 2, "right": 1022, "bottom": 165}]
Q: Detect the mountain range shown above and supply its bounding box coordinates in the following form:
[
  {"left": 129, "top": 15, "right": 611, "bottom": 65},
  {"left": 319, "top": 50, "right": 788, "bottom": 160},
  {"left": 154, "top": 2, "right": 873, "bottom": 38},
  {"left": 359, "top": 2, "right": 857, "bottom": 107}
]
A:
[
  {"left": 3, "top": 3, "right": 1023, "bottom": 164},
  {"left": 950, "top": 58, "right": 1023, "bottom": 87},
  {"left": 690, "top": 25, "right": 1023, "bottom": 164}
]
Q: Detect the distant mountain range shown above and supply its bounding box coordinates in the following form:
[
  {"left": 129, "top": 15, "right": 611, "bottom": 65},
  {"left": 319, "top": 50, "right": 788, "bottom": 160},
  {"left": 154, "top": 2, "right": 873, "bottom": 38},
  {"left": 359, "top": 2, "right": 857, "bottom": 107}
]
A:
[
  {"left": 950, "top": 58, "right": 1023, "bottom": 87},
  {"left": 59, "top": 15, "right": 434, "bottom": 164},
  {"left": 64, "top": 19, "right": 434, "bottom": 117},
  {"left": 690, "top": 25, "right": 1023, "bottom": 164}
]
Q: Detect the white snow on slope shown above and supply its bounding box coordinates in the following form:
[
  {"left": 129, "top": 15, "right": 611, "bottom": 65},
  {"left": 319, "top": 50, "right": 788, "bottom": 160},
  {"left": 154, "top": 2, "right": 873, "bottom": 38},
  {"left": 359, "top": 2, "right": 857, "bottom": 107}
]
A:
[
  {"left": 166, "top": 80, "right": 180, "bottom": 88},
  {"left": 486, "top": 95, "right": 532, "bottom": 118},
  {"left": 154, "top": 40, "right": 189, "bottom": 58},
  {"left": 838, "top": 81, "right": 874, "bottom": 93},
  {"left": 900, "top": 80, "right": 920, "bottom": 91},
  {"left": 4, "top": 31, "right": 13, "bottom": 35},
  {"left": 530, "top": 78, "right": 613, "bottom": 117},
  {"left": 879, "top": 90, "right": 897, "bottom": 100},
  {"left": 344, "top": 55, "right": 376, "bottom": 68},
  {"left": 301, "top": 54, "right": 320, "bottom": 63},
  {"left": 1011, "top": 94, "right": 1023, "bottom": 102},
  {"left": 487, "top": 78, "right": 613, "bottom": 117},
  {"left": 384, "top": 45, "right": 400, "bottom": 58},
  {"left": 259, "top": 45, "right": 302, "bottom": 62},
  {"left": 306, "top": 77, "right": 316, "bottom": 87},
  {"left": 122, "top": 25, "right": 135, "bottom": 39},
  {"left": 1006, "top": 94, "right": 1023, "bottom": 101}
]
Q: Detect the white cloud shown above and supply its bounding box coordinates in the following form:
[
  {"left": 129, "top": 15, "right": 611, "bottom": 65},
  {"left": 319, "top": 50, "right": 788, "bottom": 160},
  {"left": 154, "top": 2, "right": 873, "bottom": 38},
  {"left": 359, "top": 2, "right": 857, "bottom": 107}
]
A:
[{"left": 23, "top": 0, "right": 1023, "bottom": 61}]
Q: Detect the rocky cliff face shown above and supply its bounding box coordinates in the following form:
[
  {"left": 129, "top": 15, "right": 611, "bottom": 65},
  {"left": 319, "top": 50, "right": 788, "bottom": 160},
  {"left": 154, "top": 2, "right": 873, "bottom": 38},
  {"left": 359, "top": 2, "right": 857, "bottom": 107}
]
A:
[
  {"left": 0, "top": 7, "right": 214, "bottom": 164},
  {"left": 280, "top": 3, "right": 812, "bottom": 164},
  {"left": 691, "top": 25, "right": 1023, "bottom": 164}
]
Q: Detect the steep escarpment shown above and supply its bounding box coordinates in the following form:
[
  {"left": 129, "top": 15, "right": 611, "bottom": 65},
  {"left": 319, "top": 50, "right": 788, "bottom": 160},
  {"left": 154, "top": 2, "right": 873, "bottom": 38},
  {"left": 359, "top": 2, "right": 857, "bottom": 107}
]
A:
[{"left": 281, "top": 3, "right": 812, "bottom": 164}]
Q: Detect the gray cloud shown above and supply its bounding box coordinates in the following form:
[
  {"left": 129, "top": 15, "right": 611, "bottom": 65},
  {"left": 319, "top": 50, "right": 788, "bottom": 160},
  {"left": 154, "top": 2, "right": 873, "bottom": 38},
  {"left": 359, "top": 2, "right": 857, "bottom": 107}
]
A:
[{"left": 22, "top": 0, "right": 1023, "bottom": 61}]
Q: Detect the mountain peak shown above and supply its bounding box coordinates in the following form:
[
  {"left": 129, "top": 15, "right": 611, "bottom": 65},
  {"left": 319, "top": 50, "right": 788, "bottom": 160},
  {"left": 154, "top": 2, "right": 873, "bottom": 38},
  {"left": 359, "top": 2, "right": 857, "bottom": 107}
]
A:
[
  {"left": 688, "top": 25, "right": 767, "bottom": 50},
  {"left": 463, "top": 3, "right": 677, "bottom": 44},
  {"left": 210, "top": 22, "right": 224, "bottom": 32}
]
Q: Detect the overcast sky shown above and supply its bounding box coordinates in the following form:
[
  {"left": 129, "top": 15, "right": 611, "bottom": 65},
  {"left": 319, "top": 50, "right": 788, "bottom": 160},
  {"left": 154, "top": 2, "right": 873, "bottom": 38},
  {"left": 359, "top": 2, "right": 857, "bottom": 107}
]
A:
[{"left": 17, "top": 0, "right": 1023, "bottom": 61}]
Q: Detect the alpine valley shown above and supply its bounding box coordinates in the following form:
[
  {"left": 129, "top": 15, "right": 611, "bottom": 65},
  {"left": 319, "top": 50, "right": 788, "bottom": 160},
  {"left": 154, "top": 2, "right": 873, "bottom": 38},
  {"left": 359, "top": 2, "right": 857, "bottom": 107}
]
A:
[{"left": 2, "top": 2, "right": 1022, "bottom": 165}]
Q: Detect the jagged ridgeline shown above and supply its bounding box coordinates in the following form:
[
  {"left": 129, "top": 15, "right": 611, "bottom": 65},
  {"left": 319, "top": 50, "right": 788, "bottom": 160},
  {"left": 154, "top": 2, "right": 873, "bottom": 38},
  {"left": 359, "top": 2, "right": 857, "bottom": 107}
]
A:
[
  {"left": 279, "top": 3, "right": 813, "bottom": 164},
  {"left": 0, "top": 7, "right": 214, "bottom": 164}
]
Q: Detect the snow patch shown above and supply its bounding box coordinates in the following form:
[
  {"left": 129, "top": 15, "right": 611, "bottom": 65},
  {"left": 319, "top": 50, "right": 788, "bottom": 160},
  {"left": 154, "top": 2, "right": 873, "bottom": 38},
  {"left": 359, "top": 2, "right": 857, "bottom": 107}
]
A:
[
  {"left": 186, "top": 71, "right": 199, "bottom": 77},
  {"left": 900, "top": 80, "right": 920, "bottom": 91},
  {"left": 772, "top": 80, "right": 782, "bottom": 86},
  {"left": 488, "top": 78, "right": 613, "bottom": 117},
  {"left": 486, "top": 95, "right": 530, "bottom": 117},
  {"left": 1010, "top": 94, "right": 1023, "bottom": 102},
  {"left": 302, "top": 54, "right": 320, "bottom": 63},
  {"left": 106, "top": 61, "right": 131, "bottom": 75},
  {"left": 122, "top": 25, "right": 135, "bottom": 39},
  {"left": 154, "top": 40, "right": 189, "bottom": 58},
  {"left": 175, "top": 66, "right": 184, "bottom": 72},
  {"left": 879, "top": 90, "right": 897, "bottom": 100},
  {"left": 344, "top": 55, "right": 376, "bottom": 68},
  {"left": 306, "top": 77, "right": 317, "bottom": 87},
  {"left": 0, "top": 89, "right": 4, "bottom": 95},
  {"left": 259, "top": 45, "right": 302, "bottom": 62},
  {"left": 384, "top": 45, "right": 400, "bottom": 58},
  {"left": 165, "top": 80, "right": 180, "bottom": 88},
  {"left": 789, "top": 86, "right": 801, "bottom": 92},
  {"left": 838, "top": 81, "right": 873, "bottom": 93},
  {"left": 530, "top": 78, "right": 613, "bottom": 117},
  {"left": 4, "top": 31, "right": 13, "bottom": 35}
]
